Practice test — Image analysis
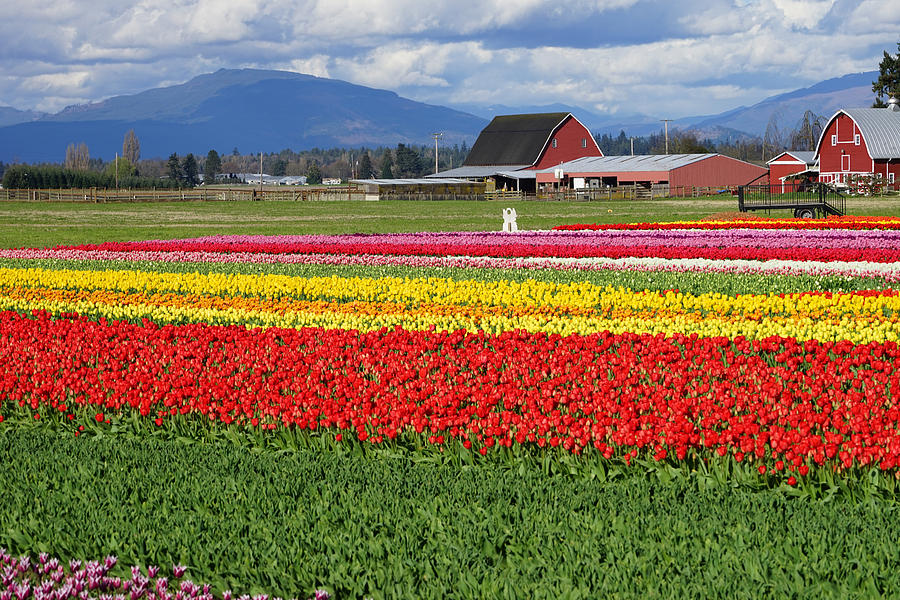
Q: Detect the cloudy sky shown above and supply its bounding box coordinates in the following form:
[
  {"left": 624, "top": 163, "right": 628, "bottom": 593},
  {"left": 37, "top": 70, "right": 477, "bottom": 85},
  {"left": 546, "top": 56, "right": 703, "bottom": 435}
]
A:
[{"left": 1, "top": 0, "right": 897, "bottom": 119}]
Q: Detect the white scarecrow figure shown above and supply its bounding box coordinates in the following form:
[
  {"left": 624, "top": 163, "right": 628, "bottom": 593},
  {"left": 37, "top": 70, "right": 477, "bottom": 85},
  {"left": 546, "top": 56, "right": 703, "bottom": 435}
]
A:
[{"left": 502, "top": 207, "right": 518, "bottom": 232}]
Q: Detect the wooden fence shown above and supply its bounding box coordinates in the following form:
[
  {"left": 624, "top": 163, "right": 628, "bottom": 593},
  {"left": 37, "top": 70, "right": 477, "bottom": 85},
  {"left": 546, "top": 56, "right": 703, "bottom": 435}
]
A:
[
  {"left": 0, "top": 183, "right": 741, "bottom": 203},
  {"left": 538, "top": 184, "right": 738, "bottom": 201},
  {"left": 0, "top": 186, "right": 368, "bottom": 203}
]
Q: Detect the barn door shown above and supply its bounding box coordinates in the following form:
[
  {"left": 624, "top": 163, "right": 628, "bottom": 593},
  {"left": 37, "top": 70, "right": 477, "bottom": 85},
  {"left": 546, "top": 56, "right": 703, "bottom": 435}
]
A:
[{"left": 841, "top": 154, "right": 850, "bottom": 172}]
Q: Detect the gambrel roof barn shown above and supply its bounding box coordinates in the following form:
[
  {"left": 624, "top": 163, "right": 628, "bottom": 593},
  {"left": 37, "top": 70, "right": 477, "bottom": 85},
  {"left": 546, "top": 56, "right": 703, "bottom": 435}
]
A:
[
  {"left": 815, "top": 99, "right": 900, "bottom": 190},
  {"left": 462, "top": 112, "right": 602, "bottom": 169}
]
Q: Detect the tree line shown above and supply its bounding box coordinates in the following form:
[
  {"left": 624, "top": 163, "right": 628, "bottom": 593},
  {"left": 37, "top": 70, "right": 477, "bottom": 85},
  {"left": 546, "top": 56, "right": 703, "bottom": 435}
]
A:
[
  {"left": 1, "top": 164, "right": 182, "bottom": 190},
  {"left": 217, "top": 142, "right": 471, "bottom": 182},
  {"left": 2, "top": 129, "right": 474, "bottom": 189}
]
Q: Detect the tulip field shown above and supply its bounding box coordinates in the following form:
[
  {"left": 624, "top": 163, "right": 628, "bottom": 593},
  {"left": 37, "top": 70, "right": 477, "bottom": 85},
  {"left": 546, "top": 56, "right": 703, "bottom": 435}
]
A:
[{"left": 3, "top": 213, "right": 900, "bottom": 598}]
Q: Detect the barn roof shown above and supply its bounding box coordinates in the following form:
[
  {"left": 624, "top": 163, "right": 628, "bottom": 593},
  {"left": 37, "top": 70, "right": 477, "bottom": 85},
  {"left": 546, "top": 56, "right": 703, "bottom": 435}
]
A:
[
  {"left": 820, "top": 108, "right": 900, "bottom": 160},
  {"left": 426, "top": 165, "right": 530, "bottom": 179},
  {"left": 768, "top": 151, "right": 816, "bottom": 165},
  {"left": 540, "top": 154, "right": 717, "bottom": 173},
  {"left": 350, "top": 178, "right": 472, "bottom": 186},
  {"left": 463, "top": 112, "right": 571, "bottom": 166}
]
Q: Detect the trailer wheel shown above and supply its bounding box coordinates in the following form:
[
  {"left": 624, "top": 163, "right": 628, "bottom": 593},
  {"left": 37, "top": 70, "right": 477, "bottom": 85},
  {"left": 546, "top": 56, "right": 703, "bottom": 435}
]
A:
[{"left": 794, "top": 208, "right": 815, "bottom": 219}]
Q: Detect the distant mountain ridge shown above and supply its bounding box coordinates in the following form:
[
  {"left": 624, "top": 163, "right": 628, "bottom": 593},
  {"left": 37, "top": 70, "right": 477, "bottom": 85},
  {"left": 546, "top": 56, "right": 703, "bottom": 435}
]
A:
[
  {"left": 688, "top": 71, "right": 878, "bottom": 137},
  {"left": 0, "top": 69, "right": 487, "bottom": 162},
  {"left": 0, "top": 106, "right": 46, "bottom": 128}
]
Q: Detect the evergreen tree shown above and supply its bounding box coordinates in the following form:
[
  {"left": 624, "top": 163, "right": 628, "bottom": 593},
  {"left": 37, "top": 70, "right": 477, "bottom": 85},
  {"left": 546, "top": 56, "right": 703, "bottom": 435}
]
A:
[
  {"left": 873, "top": 41, "right": 900, "bottom": 107},
  {"left": 307, "top": 161, "right": 322, "bottom": 185},
  {"left": 358, "top": 153, "right": 374, "bottom": 178},
  {"left": 181, "top": 154, "right": 199, "bottom": 186},
  {"left": 394, "top": 143, "right": 423, "bottom": 177},
  {"left": 167, "top": 153, "right": 182, "bottom": 183},
  {"left": 205, "top": 150, "right": 222, "bottom": 184},
  {"left": 670, "top": 132, "right": 711, "bottom": 154},
  {"left": 379, "top": 151, "right": 394, "bottom": 178}
]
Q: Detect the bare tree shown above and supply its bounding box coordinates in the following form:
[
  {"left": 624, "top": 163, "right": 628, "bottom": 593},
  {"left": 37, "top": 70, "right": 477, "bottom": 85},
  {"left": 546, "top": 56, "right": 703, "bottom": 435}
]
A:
[
  {"left": 762, "top": 111, "right": 786, "bottom": 161},
  {"left": 789, "top": 111, "right": 825, "bottom": 151},
  {"left": 122, "top": 129, "right": 141, "bottom": 164},
  {"left": 65, "top": 142, "right": 90, "bottom": 170}
]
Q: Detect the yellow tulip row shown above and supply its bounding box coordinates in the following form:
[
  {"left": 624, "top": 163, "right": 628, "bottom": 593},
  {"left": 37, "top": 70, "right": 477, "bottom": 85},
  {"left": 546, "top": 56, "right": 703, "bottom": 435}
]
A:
[
  {"left": 2, "top": 266, "right": 899, "bottom": 320},
  {"left": 1, "top": 285, "right": 897, "bottom": 344}
]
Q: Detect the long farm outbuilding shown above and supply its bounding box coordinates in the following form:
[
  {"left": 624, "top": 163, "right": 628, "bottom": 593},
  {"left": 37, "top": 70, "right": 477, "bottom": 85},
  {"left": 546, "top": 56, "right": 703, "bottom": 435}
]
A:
[{"left": 535, "top": 154, "right": 768, "bottom": 198}]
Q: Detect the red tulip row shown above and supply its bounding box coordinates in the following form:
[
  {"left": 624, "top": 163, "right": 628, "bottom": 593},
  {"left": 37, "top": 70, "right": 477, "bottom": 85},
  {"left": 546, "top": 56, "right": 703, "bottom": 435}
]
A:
[
  {"left": 552, "top": 217, "right": 900, "bottom": 231},
  {"left": 3, "top": 310, "right": 899, "bottom": 472},
  {"left": 58, "top": 240, "right": 900, "bottom": 263}
]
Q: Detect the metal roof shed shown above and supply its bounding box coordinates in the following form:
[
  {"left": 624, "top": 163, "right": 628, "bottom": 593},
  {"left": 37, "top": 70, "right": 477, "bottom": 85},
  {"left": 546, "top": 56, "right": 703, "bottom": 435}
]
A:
[
  {"left": 349, "top": 178, "right": 485, "bottom": 200},
  {"left": 535, "top": 153, "right": 768, "bottom": 193}
]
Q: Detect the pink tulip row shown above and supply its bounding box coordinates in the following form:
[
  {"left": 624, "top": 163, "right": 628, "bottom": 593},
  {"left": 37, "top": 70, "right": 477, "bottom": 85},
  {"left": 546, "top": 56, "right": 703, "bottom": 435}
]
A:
[
  {"left": 78, "top": 228, "right": 900, "bottom": 250},
  {"left": 0, "top": 548, "right": 330, "bottom": 600}
]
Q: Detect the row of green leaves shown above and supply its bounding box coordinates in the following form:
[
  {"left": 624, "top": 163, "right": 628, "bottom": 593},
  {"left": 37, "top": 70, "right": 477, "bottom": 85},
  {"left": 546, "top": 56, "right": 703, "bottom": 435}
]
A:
[{"left": 3, "top": 405, "right": 900, "bottom": 600}]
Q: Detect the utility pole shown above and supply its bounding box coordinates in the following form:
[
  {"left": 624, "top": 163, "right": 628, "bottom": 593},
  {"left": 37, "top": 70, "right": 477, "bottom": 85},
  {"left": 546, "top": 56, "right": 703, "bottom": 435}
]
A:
[
  {"left": 432, "top": 132, "right": 443, "bottom": 174},
  {"left": 630, "top": 137, "right": 634, "bottom": 156},
  {"left": 115, "top": 153, "right": 119, "bottom": 191},
  {"left": 660, "top": 120, "right": 672, "bottom": 154}
]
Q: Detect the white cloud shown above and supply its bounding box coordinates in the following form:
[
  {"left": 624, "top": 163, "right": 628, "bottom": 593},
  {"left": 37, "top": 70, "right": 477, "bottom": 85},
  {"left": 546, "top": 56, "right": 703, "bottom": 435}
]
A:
[
  {"left": 332, "top": 41, "right": 493, "bottom": 89},
  {"left": 770, "top": 0, "right": 837, "bottom": 28},
  {"left": 843, "top": 0, "right": 900, "bottom": 33},
  {"left": 0, "top": 0, "right": 896, "bottom": 119},
  {"left": 288, "top": 55, "right": 332, "bottom": 79},
  {"left": 185, "top": 0, "right": 260, "bottom": 42},
  {"left": 13, "top": 70, "right": 94, "bottom": 112},
  {"left": 291, "top": 0, "right": 639, "bottom": 38}
]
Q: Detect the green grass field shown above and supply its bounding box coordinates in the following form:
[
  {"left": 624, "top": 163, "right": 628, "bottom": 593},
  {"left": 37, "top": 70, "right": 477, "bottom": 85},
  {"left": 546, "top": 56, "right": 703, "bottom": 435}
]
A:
[
  {"left": 2, "top": 198, "right": 900, "bottom": 599},
  {"left": 1, "top": 195, "right": 899, "bottom": 249}
]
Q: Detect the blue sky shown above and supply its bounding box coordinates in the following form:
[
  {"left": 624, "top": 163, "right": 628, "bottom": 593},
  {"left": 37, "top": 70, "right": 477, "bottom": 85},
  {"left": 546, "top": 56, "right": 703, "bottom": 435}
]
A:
[{"left": 1, "top": 0, "right": 897, "bottom": 118}]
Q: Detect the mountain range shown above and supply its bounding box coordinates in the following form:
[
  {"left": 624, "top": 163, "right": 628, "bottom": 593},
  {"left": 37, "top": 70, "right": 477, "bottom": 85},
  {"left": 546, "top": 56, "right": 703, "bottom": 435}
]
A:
[
  {"left": 0, "top": 68, "right": 880, "bottom": 163},
  {"left": 0, "top": 69, "right": 487, "bottom": 163}
]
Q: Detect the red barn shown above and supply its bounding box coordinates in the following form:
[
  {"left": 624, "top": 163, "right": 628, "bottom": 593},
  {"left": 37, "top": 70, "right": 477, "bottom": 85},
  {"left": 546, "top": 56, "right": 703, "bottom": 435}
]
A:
[
  {"left": 463, "top": 112, "right": 602, "bottom": 169},
  {"left": 767, "top": 151, "right": 817, "bottom": 193},
  {"left": 815, "top": 101, "right": 900, "bottom": 191},
  {"left": 428, "top": 112, "right": 602, "bottom": 192}
]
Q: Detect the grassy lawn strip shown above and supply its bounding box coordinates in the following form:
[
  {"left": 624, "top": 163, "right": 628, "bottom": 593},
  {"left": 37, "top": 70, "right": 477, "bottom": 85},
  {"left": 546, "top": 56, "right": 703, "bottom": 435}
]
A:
[
  {"left": 0, "top": 198, "right": 836, "bottom": 249},
  {"left": 1, "top": 425, "right": 899, "bottom": 600},
  {"left": 3, "top": 197, "right": 900, "bottom": 250}
]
